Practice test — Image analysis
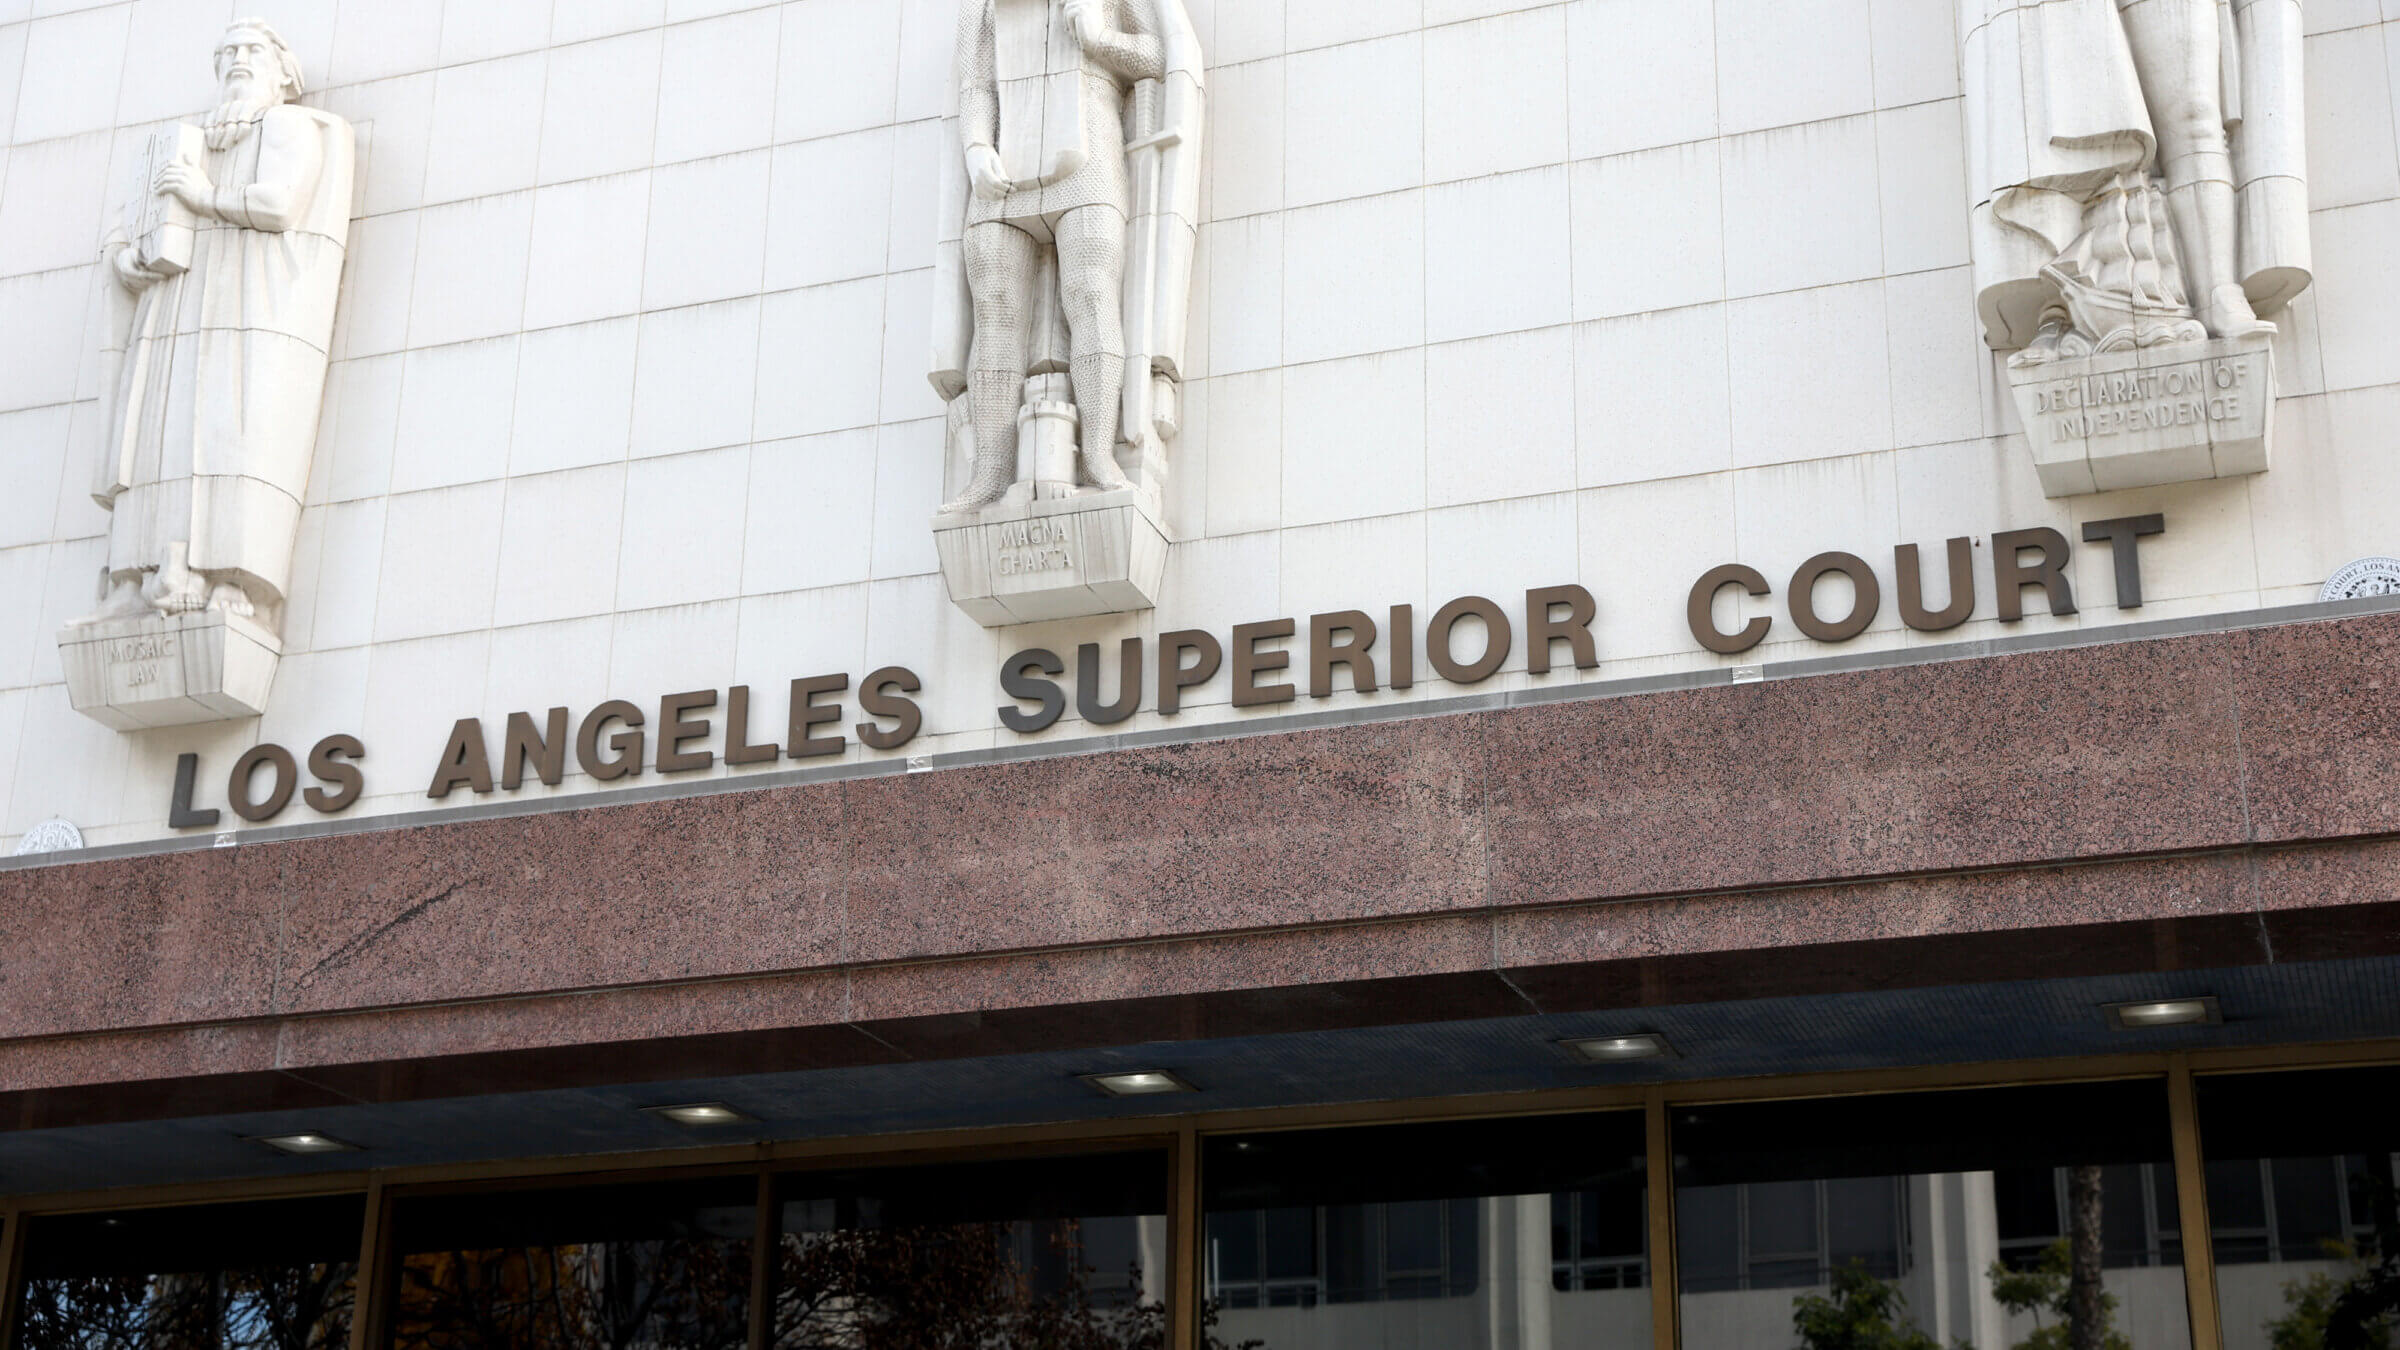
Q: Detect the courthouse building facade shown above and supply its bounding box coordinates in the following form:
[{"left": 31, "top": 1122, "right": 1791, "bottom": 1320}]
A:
[{"left": 2, "top": 0, "right": 2400, "bottom": 1347}]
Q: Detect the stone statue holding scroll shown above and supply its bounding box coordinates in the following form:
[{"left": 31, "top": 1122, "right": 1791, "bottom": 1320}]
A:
[
  {"left": 931, "top": 0, "right": 1203, "bottom": 513},
  {"left": 1962, "top": 0, "right": 2309, "bottom": 365},
  {"left": 76, "top": 18, "right": 355, "bottom": 627}
]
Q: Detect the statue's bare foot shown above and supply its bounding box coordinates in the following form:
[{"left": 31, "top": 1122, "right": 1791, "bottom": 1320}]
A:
[
  {"left": 206, "top": 581, "right": 255, "bottom": 617},
  {"left": 144, "top": 550, "right": 207, "bottom": 613},
  {"left": 1033, "top": 478, "right": 1079, "bottom": 501},
  {"left": 70, "top": 578, "right": 155, "bottom": 626}
]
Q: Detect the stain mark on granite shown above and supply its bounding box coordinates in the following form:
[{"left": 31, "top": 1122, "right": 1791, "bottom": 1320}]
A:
[{"left": 292, "top": 880, "right": 478, "bottom": 990}]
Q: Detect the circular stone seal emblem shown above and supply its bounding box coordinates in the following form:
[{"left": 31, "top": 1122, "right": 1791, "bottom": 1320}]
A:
[
  {"left": 11, "top": 818, "right": 85, "bottom": 856},
  {"left": 2321, "top": 557, "right": 2400, "bottom": 602}
]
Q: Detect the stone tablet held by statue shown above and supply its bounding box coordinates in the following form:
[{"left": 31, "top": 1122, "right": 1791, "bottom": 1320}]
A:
[{"left": 126, "top": 123, "right": 204, "bottom": 276}]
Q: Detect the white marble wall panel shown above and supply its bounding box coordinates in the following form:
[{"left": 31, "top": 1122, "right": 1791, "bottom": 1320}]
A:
[
  {"left": 767, "top": 129, "right": 894, "bottom": 292},
  {"left": 0, "top": 129, "right": 108, "bottom": 272},
  {"left": 374, "top": 482, "right": 505, "bottom": 643},
  {"left": 616, "top": 444, "right": 750, "bottom": 611},
  {"left": 438, "top": 0, "right": 550, "bottom": 67},
  {"left": 1424, "top": 8, "right": 1565, "bottom": 182},
  {"left": 1570, "top": 141, "right": 1723, "bottom": 321},
  {"left": 0, "top": 22, "right": 27, "bottom": 144},
  {"left": 424, "top": 52, "right": 544, "bottom": 205},
  {"left": 1425, "top": 327, "right": 1576, "bottom": 507},
  {"left": 318, "top": 354, "right": 403, "bottom": 499},
  {"left": 869, "top": 417, "right": 944, "bottom": 578},
  {"left": 392, "top": 336, "right": 519, "bottom": 492},
  {"left": 511, "top": 317, "right": 639, "bottom": 475},
  {"left": 0, "top": 546, "right": 50, "bottom": 689},
  {"left": 1727, "top": 280, "right": 1894, "bottom": 467},
  {"left": 1715, "top": 0, "right": 1872, "bottom": 135},
  {"left": 523, "top": 170, "right": 650, "bottom": 328},
  {"left": 1283, "top": 190, "right": 1422, "bottom": 363},
  {"left": 631, "top": 296, "right": 760, "bottom": 456},
  {"left": 1282, "top": 349, "right": 1424, "bottom": 525},
  {"left": 4, "top": 0, "right": 2400, "bottom": 849},
  {"left": 410, "top": 191, "right": 534, "bottom": 347},
  {"left": 1284, "top": 34, "right": 1418, "bottom": 208},
  {"left": 494, "top": 464, "right": 628, "bottom": 627},
  {"left": 15, "top": 5, "right": 127, "bottom": 143},
  {"left": 745, "top": 430, "right": 878, "bottom": 595},
  {"left": 643, "top": 148, "right": 770, "bottom": 310},
  {"left": 2305, "top": 24, "right": 2400, "bottom": 210},
  {"left": 0, "top": 406, "right": 69, "bottom": 548},
  {"left": 755, "top": 277, "right": 884, "bottom": 439},
  {"left": 0, "top": 687, "right": 30, "bottom": 834},
  {"left": 2311, "top": 199, "right": 2400, "bottom": 391},
  {"left": 656, "top": 9, "right": 779, "bottom": 165},
  {"left": 1202, "top": 368, "right": 1282, "bottom": 535},
  {"left": 540, "top": 30, "right": 661, "bottom": 185},
  {"left": 1425, "top": 166, "right": 1570, "bottom": 342}
]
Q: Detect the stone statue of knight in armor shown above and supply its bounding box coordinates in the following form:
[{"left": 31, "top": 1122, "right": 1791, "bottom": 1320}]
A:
[{"left": 932, "top": 0, "right": 1204, "bottom": 513}]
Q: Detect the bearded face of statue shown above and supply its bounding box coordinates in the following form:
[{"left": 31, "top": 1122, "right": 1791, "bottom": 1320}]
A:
[{"left": 206, "top": 25, "right": 294, "bottom": 148}]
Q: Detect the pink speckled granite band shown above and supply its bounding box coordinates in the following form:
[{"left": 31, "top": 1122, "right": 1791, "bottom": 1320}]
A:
[{"left": 5, "top": 612, "right": 2399, "bottom": 1130}]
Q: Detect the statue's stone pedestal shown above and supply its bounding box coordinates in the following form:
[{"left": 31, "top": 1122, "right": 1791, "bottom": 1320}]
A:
[
  {"left": 57, "top": 610, "right": 281, "bottom": 730},
  {"left": 933, "top": 488, "right": 1171, "bottom": 626},
  {"left": 2009, "top": 334, "right": 2274, "bottom": 498}
]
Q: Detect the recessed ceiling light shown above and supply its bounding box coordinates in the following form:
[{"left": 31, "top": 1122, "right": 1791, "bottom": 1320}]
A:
[
  {"left": 2104, "top": 997, "right": 2220, "bottom": 1030},
  {"left": 1080, "top": 1069, "right": 1196, "bottom": 1097},
  {"left": 643, "top": 1102, "right": 758, "bottom": 1127},
  {"left": 1560, "top": 1033, "right": 1674, "bottom": 1063},
  {"left": 248, "top": 1131, "right": 359, "bottom": 1155}
]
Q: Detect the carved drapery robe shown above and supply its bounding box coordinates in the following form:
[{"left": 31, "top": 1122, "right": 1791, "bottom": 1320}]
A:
[
  {"left": 1962, "top": 0, "right": 2309, "bottom": 350},
  {"left": 94, "top": 102, "right": 355, "bottom": 614}
]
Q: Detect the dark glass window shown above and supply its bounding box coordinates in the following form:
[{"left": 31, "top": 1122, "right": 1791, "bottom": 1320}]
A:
[
  {"left": 2196, "top": 1066, "right": 2400, "bottom": 1350},
  {"left": 1671, "top": 1177, "right": 1907, "bottom": 1293},
  {"left": 1992, "top": 1162, "right": 2184, "bottom": 1269},
  {"left": 389, "top": 1177, "right": 753, "bottom": 1350},
  {"left": 13, "top": 1195, "right": 362, "bottom": 1350},
  {"left": 1204, "top": 1112, "right": 1651, "bottom": 1350},
  {"left": 1675, "top": 1080, "right": 2191, "bottom": 1350},
  {"left": 770, "top": 1150, "right": 1169, "bottom": 1348}
]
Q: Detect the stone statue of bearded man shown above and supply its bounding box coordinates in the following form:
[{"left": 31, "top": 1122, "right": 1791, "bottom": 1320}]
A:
[{"left": 76, "top": 19, "right": 356, "bottom": 628}]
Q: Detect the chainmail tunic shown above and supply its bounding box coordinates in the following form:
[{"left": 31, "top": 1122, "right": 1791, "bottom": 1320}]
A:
[{"left": 956, "top": 0, "right": 1162, "bottom": 227}]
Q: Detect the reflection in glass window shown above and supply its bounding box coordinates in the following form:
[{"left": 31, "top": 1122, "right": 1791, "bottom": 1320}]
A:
[
  {"left": 1675, "top": 1081, "right": 2194, "bottom": 1350},
  {"left": 1992, "top": 1163, "right": 2184, "bottom": 1271},
  {"left": 12, "top": 1195, "right": 362, "bottom": 1350},
  {"left": 1204, "top": 1112, "right": 1651, "bottom": 1350},
  {"left": 771, "top": 1151, "right": 1171, "bottom": 1348},
  {"left": 390, "top": 1177, "right": 753, "bottom": 1350},
  {"left": 2197, "top": 1067, "right": 2400, "bottom": 1350},
  {"left": 1675, "top": 1177, "right": 1908, "bottom": 1292}
]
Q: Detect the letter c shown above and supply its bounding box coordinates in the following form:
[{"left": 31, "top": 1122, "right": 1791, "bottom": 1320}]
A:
[{"left": 1688, "top": 564, "right": 1772, "bottom": 655}]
